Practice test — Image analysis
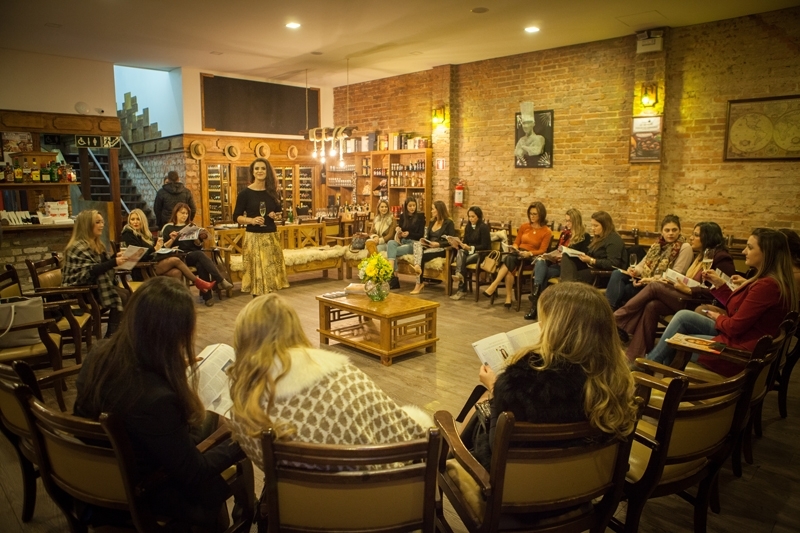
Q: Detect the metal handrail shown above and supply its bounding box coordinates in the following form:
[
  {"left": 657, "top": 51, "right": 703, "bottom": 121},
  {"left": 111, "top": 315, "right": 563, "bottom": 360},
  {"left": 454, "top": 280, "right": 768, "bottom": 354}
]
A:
[
  {"left": 119, "top": 136, "right": 159, "bottom": 194},
  {"left": 87, "top": 148, "right": 130, "bottom": 214}
]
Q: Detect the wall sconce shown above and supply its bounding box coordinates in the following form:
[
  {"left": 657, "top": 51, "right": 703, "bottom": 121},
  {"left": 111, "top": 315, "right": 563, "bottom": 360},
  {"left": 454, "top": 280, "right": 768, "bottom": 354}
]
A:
[
  {"left": 432, "top": 106, "right": 446, "bottom": 125},
  {"left": 641, "top": 83, "right": 658, "bottom": 107}
]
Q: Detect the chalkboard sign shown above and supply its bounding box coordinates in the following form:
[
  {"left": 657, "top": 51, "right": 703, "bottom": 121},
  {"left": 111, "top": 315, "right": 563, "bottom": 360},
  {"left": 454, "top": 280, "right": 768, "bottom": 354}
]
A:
[{"left": 201, "top": 74, "right": 320, "bottom": 136}]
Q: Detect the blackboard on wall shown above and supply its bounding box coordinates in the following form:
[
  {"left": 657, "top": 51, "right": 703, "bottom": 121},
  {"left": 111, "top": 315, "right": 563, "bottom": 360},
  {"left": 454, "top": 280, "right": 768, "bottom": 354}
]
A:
[{"left": 201, "top": 74, "right": 320, "bottom": 136}]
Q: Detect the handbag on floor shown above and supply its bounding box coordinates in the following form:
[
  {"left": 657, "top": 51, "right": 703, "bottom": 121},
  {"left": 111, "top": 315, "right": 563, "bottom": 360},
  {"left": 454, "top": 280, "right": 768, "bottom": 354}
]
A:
[
  {"left": 0, "top": 296, "right": 45, "bottom": 348},
  {"left": 480, "top": 250, "right": 501, "bottom": 274}
]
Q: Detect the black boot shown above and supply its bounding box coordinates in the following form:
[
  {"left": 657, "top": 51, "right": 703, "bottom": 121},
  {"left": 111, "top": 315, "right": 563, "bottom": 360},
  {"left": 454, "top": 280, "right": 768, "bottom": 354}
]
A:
[
  {"left": 389, "top": 275, "right": 401, "bottom": 290},
  {"left": 524, "top": 283, "right": 543, "bottom": 320}
]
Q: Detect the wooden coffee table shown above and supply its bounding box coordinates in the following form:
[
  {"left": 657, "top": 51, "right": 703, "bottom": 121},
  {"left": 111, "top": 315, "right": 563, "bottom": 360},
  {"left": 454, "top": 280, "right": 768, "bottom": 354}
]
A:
[{"left": 316, "top": 293, "right": 439, "bottom": 366}]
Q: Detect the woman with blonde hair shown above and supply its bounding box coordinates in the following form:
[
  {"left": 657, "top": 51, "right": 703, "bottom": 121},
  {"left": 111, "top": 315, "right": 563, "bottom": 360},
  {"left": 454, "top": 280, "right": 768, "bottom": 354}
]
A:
[
  {"left": 228, "top": 294, "right": 431, "bottom": 469},
  {"left": 120, "top": 208, "right": 215, "bottom": 291},
  {"left": 368, "top": 199, "right": 396, "bottom": 251},
  {"left": 461, "top": 281, "right": 638, "bottom": 469},
  {"left": 410, "top": 200, "right": 455, "bottom": 295},
  {"left": 62, "top": 210, "right": 126, "bottom": 336}
]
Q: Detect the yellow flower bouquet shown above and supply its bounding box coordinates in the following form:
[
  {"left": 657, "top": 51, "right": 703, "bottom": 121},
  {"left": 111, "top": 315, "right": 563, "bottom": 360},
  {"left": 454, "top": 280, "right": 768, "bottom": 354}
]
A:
[{"left": 358, "top": 252, "right": 394, "bottom": 301}]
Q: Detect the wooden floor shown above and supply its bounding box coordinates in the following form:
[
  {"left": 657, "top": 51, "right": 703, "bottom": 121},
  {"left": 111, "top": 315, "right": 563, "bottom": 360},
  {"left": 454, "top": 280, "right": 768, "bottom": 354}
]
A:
[{"left": 1, "top": 271, "right": 798, "bottom": 532}]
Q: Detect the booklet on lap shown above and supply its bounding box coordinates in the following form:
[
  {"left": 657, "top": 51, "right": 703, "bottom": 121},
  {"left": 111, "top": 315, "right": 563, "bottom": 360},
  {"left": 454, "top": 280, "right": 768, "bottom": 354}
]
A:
[
  {"left": 471, "top": 323, "right": 541, "bottom": 373},
  {"left": 666, "top": 333, "right": 725, "bottom": 354},
  {"left": 193, "top": 343, "right": 235, "bottom": 416},
  {"left": 117, "top": 246, "right": 148, "bottom": 270},
  {"left": 662, "top": 268, "right": 701, "bottom": 287}
]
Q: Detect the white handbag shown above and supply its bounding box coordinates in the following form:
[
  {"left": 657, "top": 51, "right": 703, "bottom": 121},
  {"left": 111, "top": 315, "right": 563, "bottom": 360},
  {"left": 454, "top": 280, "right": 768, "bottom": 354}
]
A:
[{"left": 0, "top": 296, "right": 45, "bottom": 348}]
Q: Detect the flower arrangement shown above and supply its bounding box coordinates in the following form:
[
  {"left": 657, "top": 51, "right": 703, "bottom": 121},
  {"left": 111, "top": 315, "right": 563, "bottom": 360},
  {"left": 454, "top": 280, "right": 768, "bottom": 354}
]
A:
[{"left": 358, "top": 252, "right": 394, "bottom": 284}]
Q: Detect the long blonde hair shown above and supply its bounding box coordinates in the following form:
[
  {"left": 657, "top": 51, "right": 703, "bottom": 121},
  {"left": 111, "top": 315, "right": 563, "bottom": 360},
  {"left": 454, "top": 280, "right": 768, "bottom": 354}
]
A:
[
  {"left": 566, "top": 208, "right": 586, "bottom": 245},
  {"left": 372, "top": 199, "right": 394, "bottom": 235},
  {"left": 509, "top": 282, "right": 637, "bottom": 439},
  {"left": 228, "top": 294, "right": 313, "bottom": 438},
  {"left": 125, "top": 209, "right": 153, "bottom": 245},
  {"left": 66, "top": 210, "right": 107, "bottom": 255}
]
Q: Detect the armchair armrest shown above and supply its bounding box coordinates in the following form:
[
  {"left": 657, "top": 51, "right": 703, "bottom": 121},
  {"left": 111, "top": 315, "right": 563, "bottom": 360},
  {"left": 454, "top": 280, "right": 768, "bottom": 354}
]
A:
[
  {"left": 633, "top": 358, "right": 708, "bottom": 383},
  {"left": 8, "top": 318, "right": 57, "bottom": 332},
  {"left": 196, "top": 423, "right": 233, "bottom": 454},
  {"left": 36, "top": 365, "right": 83, "bottom": 388},
  {"left": 433, "top": 410, "right": 491, "bottom": 494}
]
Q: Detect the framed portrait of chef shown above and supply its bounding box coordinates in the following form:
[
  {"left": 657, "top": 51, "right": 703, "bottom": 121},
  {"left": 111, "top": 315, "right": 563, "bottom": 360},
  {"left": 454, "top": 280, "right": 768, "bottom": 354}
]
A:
[{"left": 514, "top": 110, "right": 554, "bottom": 169}]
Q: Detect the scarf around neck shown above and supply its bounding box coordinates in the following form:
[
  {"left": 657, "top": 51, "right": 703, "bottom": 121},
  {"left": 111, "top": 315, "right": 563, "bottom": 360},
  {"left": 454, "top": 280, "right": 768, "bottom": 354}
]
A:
[{"left": 641, "top": 235, "right": 685, "bottom": 278}]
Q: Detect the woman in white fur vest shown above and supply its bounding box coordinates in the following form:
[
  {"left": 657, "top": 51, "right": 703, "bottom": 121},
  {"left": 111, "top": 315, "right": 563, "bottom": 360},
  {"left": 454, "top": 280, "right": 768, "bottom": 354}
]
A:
[{"left": 227, "top": 293, "right": 432, "bottom": 469}]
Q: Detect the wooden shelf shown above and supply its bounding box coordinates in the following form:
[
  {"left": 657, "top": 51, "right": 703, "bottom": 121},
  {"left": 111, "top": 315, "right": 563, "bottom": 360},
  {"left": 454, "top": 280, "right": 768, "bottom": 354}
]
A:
[
  {"left": 1, "top": 224, "right": 74, "bottom": 232},
  {"left": 0, "top": 182, "right": 73, "bottom": 189}
]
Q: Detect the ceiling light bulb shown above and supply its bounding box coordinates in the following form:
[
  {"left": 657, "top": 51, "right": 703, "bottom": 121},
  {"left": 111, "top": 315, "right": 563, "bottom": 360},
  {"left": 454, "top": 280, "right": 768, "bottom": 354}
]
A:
[
  {"left": 286, "top": 22, "right": 301, "bottom": 29},
  {"left": 330, "top": 146, "right": 337, "bottom": 157},
  {"left": 321, "top": 154, "right": 326, "bottom": 164},
  {"left": 338, "top": 158, "right": 345, "bottom": 168},
  {"left": 525, "top": 26, "right": 540, "bottom": 33}
]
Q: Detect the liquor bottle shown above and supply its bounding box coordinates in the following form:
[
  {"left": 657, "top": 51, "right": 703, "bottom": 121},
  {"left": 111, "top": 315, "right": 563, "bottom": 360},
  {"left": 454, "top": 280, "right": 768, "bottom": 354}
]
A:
[
  {"left": 31, "top": 158, "right": 40, "bottom": 181},
  {"left": 49, "top": 162, "right": 57, "bottom": 182},
  {"left": 22, "top": 158, "right": 31, "bottom": 181},
  {"left": 40, "top": 161, "right": 49, "bottom": 182},
  {"left": 4, "top": 162, "right": 12, "bottom": 183},
  {"left": 13, "top": 159, "right": 23, "bottom": 183}
]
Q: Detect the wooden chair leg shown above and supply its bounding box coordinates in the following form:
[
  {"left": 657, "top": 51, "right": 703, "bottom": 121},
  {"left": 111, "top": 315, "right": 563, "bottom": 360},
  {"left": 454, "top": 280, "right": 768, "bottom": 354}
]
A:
[
  {"left": 709, "top": 474, "right": 721, "bottom": 514},
  {"left": 20, "top": 452, "right": 38, "bottom": 522},
  {"left": 753, "top": 400, "right": 764, "bottom": 438},
  {"left": 622, "top": 494, "right": 648, "bottom": 533},
  {"left": 743, "top": 416, "right": 755, "bottom": 466},
  {"left": 693, "top": 474, "right": 714, "bottom": 533},
  {"left": 731, "top": 429, "right": 743, "bottom": 477},
  {"left": 779, "top": 342, "right": 799, "bottom": 418}
]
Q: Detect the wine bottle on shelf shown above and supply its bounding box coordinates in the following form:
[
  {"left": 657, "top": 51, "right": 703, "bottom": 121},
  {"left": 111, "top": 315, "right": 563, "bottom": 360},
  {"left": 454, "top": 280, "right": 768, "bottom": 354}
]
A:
[
  {"left": 13, "top": 159, "right": 23, "bottom": 183},
  {"left": 4, "top": 162, "right": 13, "bottom": 183}
]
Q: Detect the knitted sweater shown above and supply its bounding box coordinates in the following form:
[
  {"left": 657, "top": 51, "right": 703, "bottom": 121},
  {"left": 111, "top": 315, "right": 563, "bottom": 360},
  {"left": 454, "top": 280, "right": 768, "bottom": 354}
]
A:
[{"left": 232, "top": 348, "right": 431, "bottom": 470}]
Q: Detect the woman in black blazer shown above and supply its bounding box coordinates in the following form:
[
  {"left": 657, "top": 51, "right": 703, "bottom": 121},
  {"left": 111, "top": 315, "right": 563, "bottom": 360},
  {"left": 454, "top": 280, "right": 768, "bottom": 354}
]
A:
[{"left": 451, "top": 206, "right": 491, "bottom": 300}]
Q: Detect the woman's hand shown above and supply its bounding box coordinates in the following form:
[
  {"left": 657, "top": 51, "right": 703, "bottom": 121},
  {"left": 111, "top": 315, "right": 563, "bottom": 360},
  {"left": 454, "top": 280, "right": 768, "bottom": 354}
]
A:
[
  {"left": 169, "top": 231, "right": 179, "bottom": 241},
  {"left": 730, "top": 275, "right": 746, "bottom": 286},
  {"left": 198, "top": 229, "right": 209, "bottom": 240},
  {"left": 520, "top": 250, "right": 532, "bottom": 259},
  {"left": 705, "top": 310, "right": 721, "bottom": 321},
  {"left": 114, "top": 251, "right": 126, "bottom": 266},
  {"left": 252, "top": 216, "right": 265, "bottom": 225},
  {"left": 429, "top": 241, "right": 440, "bottom": 248},
  {"left": 672, "top": 279, "right": 692, "bottom": 295},
  {"left": 702, "top": 270, "right": 725, "bottom": 289},
  {"left": 479, "top": 364, "right": 497, "bottom": 392},
  {"left": 578, "top": 253, "right": 594, "bottom": 264}
]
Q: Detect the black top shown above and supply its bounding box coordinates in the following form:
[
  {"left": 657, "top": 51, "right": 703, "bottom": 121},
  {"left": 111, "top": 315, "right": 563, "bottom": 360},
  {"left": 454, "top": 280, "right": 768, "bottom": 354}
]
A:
[
  {"left": 563, "top": 233, "right": 592, "bottom": 272},
  {"left": 397, "top": 212, "right": 426, "bottom": 241},
  {"left": 474, "top": 352, "right": 587, "bottom": 469},
  {"left": 587, "top": 232, "right": 625, "bottom": 270},
  {"left": 154, "top": 182, "right": 196, "bottom": 228},
  {"left": 162, "top": 224, "right": 204, "bottom": 253},
  {"left": 232, "top": 187, "right": 281, "bottom": 233},
  {"left": 74, "top": 353, "right": 241, "bottom": 509},
  {"left": 463, "top": 221, "right": 492, "bottom": 251},
  {"left": 120, "top": 226, "right": 156, "bottom": 262},
  {"left": 426, "top": 219, "right": 456, "bottom": 245}
]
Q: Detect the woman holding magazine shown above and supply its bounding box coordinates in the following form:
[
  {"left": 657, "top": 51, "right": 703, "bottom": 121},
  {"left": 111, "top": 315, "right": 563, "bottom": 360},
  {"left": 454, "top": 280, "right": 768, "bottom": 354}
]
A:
[
  {"left": 450, "top": 206, "right": 491, "bottom": 300},
  {"left": 483, "top": 202, "right": 552, "bottom": 308},
  {"left": 615, "top": 222, "right": 735, "bottom": 361},
  {"left": 456, "top": 282, "right": 637, "bottom": 470},
  {"left": 228, "top": 293, "right": 432, "bottom": 470},
  {"left": 645, "top": 228, "right": 797, "bottom": 376},
  {"left": 410, "top": 200, "right": 455, "bottom": 295},
  {"left": 74, "top": 277, "right": 250, "bottom": 531},
  {"left": 604, "top": 214, "right": 693, "bottom": 310},
  {"left": 162, "top": 202, "right": 231, "bottom": 306},
  {"left": 524, "top": 208, "right": 591, "bottom": 320}
]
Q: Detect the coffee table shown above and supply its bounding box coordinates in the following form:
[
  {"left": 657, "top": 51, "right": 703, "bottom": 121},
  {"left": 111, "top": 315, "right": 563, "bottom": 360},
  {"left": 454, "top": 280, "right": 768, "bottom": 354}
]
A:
[{"left": 316, "top": 293, "right": 439, "bottom": 366}]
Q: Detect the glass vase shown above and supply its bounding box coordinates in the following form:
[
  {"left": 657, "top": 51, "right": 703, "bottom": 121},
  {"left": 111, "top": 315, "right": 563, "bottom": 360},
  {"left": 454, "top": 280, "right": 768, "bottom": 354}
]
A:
[{"left": 365, "top": 280, "right": 390, "bottom": 302}]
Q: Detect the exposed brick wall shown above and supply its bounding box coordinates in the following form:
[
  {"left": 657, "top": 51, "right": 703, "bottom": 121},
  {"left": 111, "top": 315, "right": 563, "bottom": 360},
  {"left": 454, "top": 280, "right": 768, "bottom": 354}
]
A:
[
  {"left": 333, "top": 7, "right": 800, "bottom": 236},
  {"left": 0, "top": 229, "right": 70, "bottom": 290}
]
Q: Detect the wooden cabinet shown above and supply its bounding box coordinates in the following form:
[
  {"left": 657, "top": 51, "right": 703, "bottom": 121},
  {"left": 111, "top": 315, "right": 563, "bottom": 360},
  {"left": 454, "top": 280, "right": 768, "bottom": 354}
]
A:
[
  {"left": 274, "top": 163, "right": 317, "bottom": 216},
  {"left": 330, "top": 149, "right": 431, "bottom": 215}
]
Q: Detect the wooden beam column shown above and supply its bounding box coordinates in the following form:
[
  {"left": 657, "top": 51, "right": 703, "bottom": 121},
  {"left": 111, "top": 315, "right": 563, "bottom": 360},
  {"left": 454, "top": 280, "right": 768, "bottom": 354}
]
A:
[
  {"left": 79, "top": 147, "right": 91, "bottom": 200},
  {"left": 108, "top": 148, "right": 122, "bottom": 240}
]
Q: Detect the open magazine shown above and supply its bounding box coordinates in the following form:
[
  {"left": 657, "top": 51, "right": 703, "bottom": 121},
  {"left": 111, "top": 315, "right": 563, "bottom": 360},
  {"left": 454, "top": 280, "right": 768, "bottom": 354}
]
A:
[
  {"left": 471, "top": 322, "right": 541, "bottom": 373},
  {"left": 178, "top": 224, "right": 201, "bottom": 241},
  {"left": 117, "top": 246, "right": 148, "bottom": 270},
  {"left": 558, "top": 246, "right": 584, "bottom": 258},
  {"left": 193, "top": 343, "right": 235, "bottom": 415},
  {"left": 666, "top": 333, "right": 725, "bottom": 354},
  {"left": 662, "top": 268, "right": 701, "bottom": 287}
]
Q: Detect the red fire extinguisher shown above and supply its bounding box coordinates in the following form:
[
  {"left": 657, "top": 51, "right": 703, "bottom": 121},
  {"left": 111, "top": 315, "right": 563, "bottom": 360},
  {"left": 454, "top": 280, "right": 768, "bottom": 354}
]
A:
[{"left": 454, "top": 180, "right": 465, "bottom": 208}]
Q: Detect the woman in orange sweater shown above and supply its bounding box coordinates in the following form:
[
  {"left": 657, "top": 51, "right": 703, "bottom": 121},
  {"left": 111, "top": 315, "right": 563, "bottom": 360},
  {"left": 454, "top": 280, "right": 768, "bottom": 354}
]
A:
[{"left": 483, "top": 202, "right": 552, "bottom": 308}]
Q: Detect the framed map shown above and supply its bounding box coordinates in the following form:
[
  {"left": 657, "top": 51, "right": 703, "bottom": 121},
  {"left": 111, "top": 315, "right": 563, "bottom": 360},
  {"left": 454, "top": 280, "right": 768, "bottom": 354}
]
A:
[{"left": 724, "top": 95, "right": 800, "bottom": 161}]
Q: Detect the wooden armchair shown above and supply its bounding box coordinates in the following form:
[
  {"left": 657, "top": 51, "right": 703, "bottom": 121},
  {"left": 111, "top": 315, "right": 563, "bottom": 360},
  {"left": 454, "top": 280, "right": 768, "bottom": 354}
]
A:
[
  {"left": 771, "top": 319, "right": 800, "bottom": 419},
  {"left": 258, "top": 427, "right": 441, "bottom": 532},
  {"left": 460, "top": 221, "right": 512, "bottom": 301},
  {"left": 434, "top": 410, "right": 633, "bottom": 533},
  {"left": 0, "top": 362, "right": 83, "bottom": 522},
  {"left": 109, "top": 241, "right": 158, "bottom": 295},
  {"left": 17, "top": 386, "right": 254, "bottom": 533},
  {"left": 608, "top": 361, "right": 758, "bottom": 533}
]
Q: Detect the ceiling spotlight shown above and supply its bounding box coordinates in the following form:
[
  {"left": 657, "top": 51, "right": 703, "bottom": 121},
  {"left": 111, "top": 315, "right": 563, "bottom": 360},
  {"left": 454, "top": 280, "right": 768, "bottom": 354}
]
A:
[
  {"left": 525, "top": 26, "right": 540, "bottom": 33},
  {"left": 286, "top": 22, "right": 301, "bottom": 29},
  {"left": 210, "top": 51, "right": 223, "bottom": 55},
  {"left": 311, "top": 51, "right": 323, "bottom": 55},
  {"left": 471, "top": 7, "right": 489, "bottom": 14}
]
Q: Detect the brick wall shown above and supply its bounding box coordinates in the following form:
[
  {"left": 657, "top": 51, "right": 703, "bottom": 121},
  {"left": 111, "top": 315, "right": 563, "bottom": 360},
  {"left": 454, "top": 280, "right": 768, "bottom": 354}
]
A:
[
  {"left": 333, "top": 7, "right": 800, "bottom": 236},
  {"left": 0, "top": 228, "right": 70, "bottom": 290}
]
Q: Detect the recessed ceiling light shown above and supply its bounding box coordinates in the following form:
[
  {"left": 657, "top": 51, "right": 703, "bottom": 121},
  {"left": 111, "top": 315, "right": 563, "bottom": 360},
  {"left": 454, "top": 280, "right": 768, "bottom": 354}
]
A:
[
  {"left": 525, "top": 26, "right": 540, "bottom": 33},
  {"left": 44, "top": 22, "right": 62, "bottom": 28},
  {"left": 310, "top": 51, "right": 323, "bottom": 56},
  {"left": 286, "top": 22, "right": 301, "bottom": 29},
  {"left": 471, "top": 7, "right": 489, "bottom": 14},
  {"left": 210, "top": 51, "right": 223, "bottom": 55}
]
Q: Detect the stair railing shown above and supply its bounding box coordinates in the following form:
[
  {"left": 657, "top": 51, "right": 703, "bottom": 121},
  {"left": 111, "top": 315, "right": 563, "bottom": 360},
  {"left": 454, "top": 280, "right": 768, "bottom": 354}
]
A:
[
  {"left": 119, "top": 136, "right": 159, "bottom": 196},
  {"left": 87, "top": 148, "right": 130, "bottom": 215}
]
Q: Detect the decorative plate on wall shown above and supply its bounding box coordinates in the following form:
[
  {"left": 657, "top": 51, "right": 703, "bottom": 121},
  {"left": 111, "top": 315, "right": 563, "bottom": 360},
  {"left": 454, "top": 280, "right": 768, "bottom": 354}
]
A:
[
  {"left": 224, "top": 144, "right": 241, "bottom": 161},
  {"left": 189, "top": 141, "right": 206, "bottom": 160},
  {"left": 254, "top": 141, "right": 271, "bottom": 159},
  {"left": 287, "top": 145, "right": 298, "bottom": 160}
]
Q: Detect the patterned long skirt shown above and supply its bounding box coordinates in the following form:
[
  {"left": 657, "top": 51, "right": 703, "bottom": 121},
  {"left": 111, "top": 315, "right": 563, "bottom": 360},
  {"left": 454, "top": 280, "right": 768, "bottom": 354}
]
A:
[{"left": 241, "top": 231, "right": 289, "bottom": 295}]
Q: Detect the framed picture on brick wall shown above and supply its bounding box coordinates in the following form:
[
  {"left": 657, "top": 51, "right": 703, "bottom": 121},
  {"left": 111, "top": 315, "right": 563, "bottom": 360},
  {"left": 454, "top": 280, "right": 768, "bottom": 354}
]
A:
[
  {"left": 514, "top": 110, "right": 553, "bottom": 168},
  {"left": 724, "top": 95, "right": 800, "bottom": 161},
  {"left": 630, "top": 115, "right": 663, "bottom": 163}
]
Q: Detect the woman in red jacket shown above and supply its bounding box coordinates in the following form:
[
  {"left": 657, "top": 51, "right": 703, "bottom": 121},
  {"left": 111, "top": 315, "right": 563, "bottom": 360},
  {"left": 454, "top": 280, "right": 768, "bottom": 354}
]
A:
[
  {"left": 645, "top": 228, "right": 797, "bottom": 375},
  {"left": 483, "top": 202, "right": 552, "bottom": 308}
]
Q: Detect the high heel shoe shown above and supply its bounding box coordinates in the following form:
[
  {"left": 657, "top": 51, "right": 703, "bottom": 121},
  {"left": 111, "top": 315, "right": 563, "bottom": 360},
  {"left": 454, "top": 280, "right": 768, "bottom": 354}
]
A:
[
  {"left": 194, "top": 277, "right": 216, "bottom": 292},
  {"left": 410, "top": 283, "right": 424, "bottom": 295},
  {"left": 504, "top": 302, "right": 512, "bottom": 310}
]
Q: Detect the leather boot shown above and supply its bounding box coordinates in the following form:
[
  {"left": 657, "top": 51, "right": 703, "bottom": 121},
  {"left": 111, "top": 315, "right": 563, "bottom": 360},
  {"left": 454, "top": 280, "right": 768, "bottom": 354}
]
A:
[
  {"left": 524, "top": 282, "right": 543, "bottom": 320},
  {"left": 389, "top": 275, "right": 401, "bottom": 289}
]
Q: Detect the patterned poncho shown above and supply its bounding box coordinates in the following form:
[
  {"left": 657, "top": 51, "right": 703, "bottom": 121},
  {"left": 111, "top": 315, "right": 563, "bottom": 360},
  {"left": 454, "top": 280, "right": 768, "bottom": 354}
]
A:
[
  {"left": 61, "top": 240, "right": 123, "bottom": 311},
  {"left": 231, "top": 348, "right": 431, "bottom": 470}
]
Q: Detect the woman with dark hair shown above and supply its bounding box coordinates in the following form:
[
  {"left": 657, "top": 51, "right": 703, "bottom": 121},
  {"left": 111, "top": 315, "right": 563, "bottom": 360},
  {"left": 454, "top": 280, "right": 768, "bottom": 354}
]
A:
[
  {"left": 162, "top": 202, "right": 231, "bottom": 306},
  {"left": 232, "top": 158, "right": 288, "bottom": 296},
  {"left": 62, "top": 209, "right": 126, "bottom": 336},
  {"left": 577, "top": 211, "right": 625, "bottom": 277},
  {"left": 451, "top": 206, "right": 491, "bottom": 300},
  {"left": 779, "top": 228, "right": 800, "bottom": 287},
  {"left": 74, "top": 277, "right": 249, "bottom": 531},
  {"left": 410, "top": 200, "right": 455, "bottom": 295},
  {"left": 605, "top": 214, "right": 693, "bottom": 310},
  {"left": 386, "top": 197, "right": 426, "bottom": 289},
  {"left": 524, "top": 208, "right": 591, "bottom": 320},
  {"left": 483, "top": 202, "right": 552, "bottom": 308},
  {"left": 646, "top": 228, "right": 798, "bottom": 376},
  {"left": 615, "top": 222, "right": 735, "bottom": 361}
]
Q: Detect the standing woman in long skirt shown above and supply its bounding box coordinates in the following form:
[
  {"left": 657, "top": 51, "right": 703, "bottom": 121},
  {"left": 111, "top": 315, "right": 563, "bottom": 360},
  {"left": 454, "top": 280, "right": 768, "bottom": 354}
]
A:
[{"left": 232, "top": 158, "right": 289, "bottom": 295}]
